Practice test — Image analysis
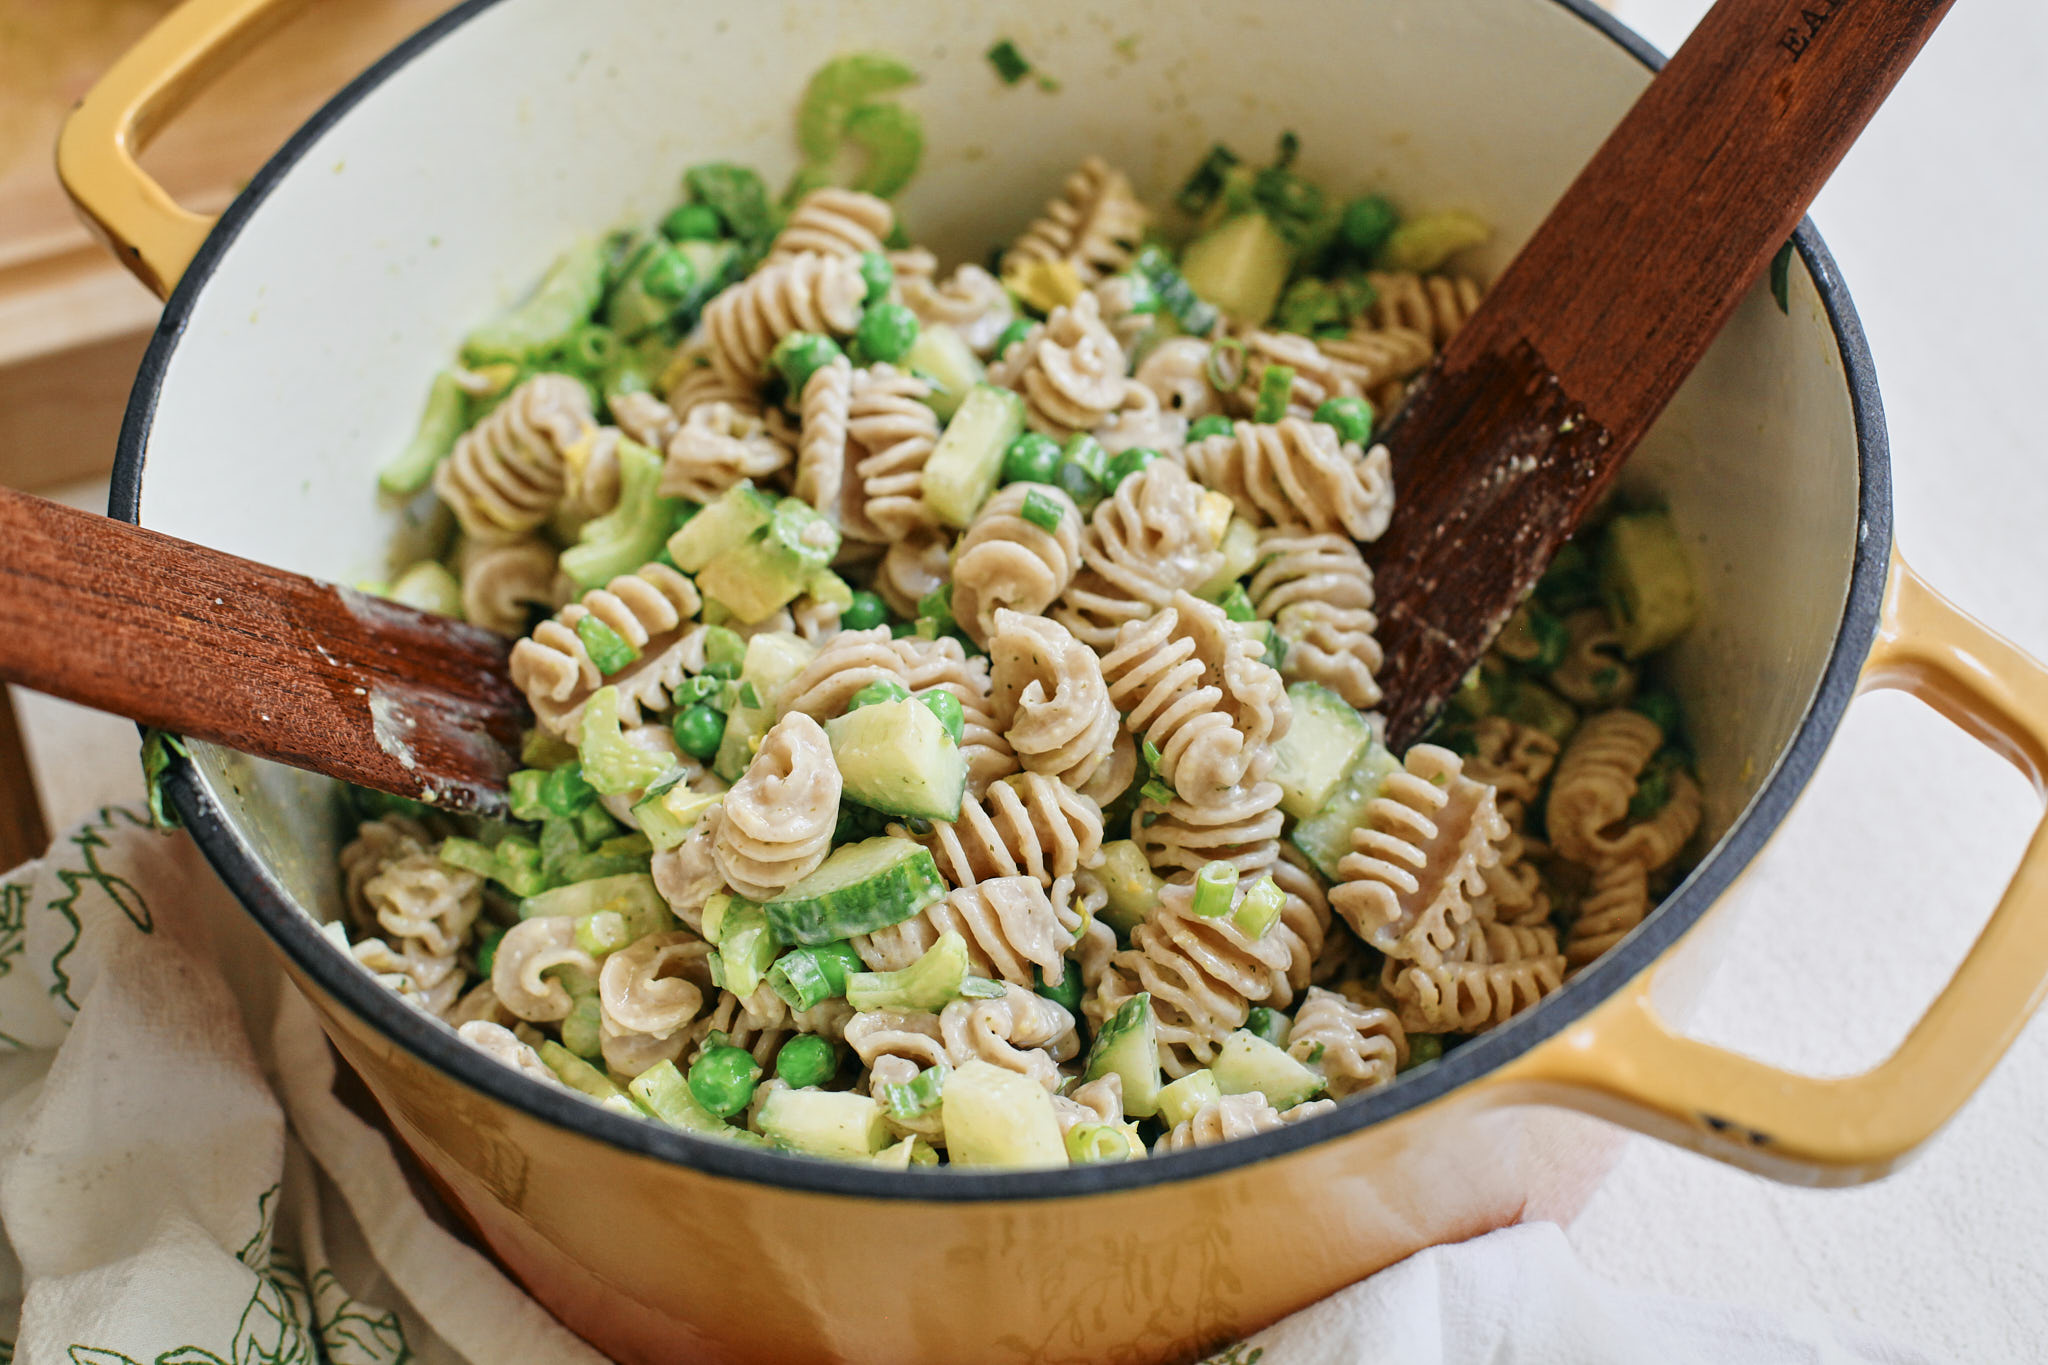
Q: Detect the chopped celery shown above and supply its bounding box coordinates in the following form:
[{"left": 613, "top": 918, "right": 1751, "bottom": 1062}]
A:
[
  {"left": 574, "top": 615, "right": 639, "bottom": 675},
  {"left": 439, "top": 835, "right": 548, "bottom": 897},
  {"left": 378, "top": 369, "right": 468, "bottom": 495},
  {"left": 629, "top": 777, "right": 720, "bottom": 852},
  {"left": 521, "top": 727, "right": 579, "bottom": 769},
  {"left": 508, "top": 770, "right": 549, "bottom": 821},
  {"left": 884, "top": 1062, "right": 949, "bottom": 1119},
  {"left": 941, "top": 1060, "right": 1065, "bottom": 1168},
  {"left": 845, "top": 930, "right": 971, "bottom": 1011},
  {"left": 577, "top": 687, "right": 679, "bottom": 796},
  {"left": 539, "top": 1040, "right": 648, "bottom": 1118},
  {"left": 756, "top": 1088, "right": 891, "bottom": 1160},
  {"left": 1380, "top": 209, "right": 1490, "bottom": 273},
  {"left": 560, "top": 438, "right": 682, "bottom": 591},
  {"left": 463, "top": 239, "right": 607, "bottom": 366},
  {"left": 706, "top": 899, "right": 780, "bottom": 1000},
  {"left": 629, "top": 1060, "right": 774, "bottom": 1146},
  {"left": 519, "top": 873, "right": 669, "bottom": 935},
  {"left": 669, "top": 483, "right": 778, "bottom": 572}
]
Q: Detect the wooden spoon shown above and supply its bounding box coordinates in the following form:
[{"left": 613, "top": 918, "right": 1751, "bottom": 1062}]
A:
[
  {"left": 0, "top": 485, "right": 527, "bottom": 816},
  {"left": 1367, "top": 0, "right": 1953, "bottom": 746},
  {"left": 0, "top": 0, "right": 1952, "bottom": 814}
]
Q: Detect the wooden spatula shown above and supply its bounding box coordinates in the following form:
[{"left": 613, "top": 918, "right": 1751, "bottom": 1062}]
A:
[
  {"left": 1367, "top": 0, "right": 1954, "bottom": 746},
  {"left": 0, "top": 486, "right": 528, "bottom": 816}
]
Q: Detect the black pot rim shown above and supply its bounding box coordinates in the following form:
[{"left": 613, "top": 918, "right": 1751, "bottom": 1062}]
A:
[{"left": 110, "top": 0, "right": 1892, "bottom": 1203}]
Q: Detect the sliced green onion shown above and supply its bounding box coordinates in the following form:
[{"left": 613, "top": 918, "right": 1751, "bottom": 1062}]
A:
[
  {"left": 1019, "top": 488, "right": 1065, "bottom": 533},
  {"left": 734, "top": 680, "right": 763, "bottom": 711},
  {"left": 1192, "top": 860, "right": 1240, "bottom": 918},
  {"left": 1065, "top": 1123, "right": 1131, "bottom": 1164},
  {"left": 507, "top": 770, "right": 549, "bottom": 822},
  {"left": 575, "top": 615, "right": 640, "bottom": 674},
  {"left": 673, "top": 675, "right": 725, "bottom": 708},
  {"left": 1244, "top": 1005, "right": 1289, "bottom": 1048},
  {"left": 1205, "top": 337, "right": 1247, "bottom": 390},
  {"left": 768, "top": 941, "right": 866, "bottom": 1010},
  {"left": 1233, "top": 874, "right": 1285, "bottom": 937},
  {"left": 1061, "top": 433, "right": 1109, "bottom": 486},
  {"left": 1140, "top": 778, "right": 1177, "bottom": 806},
  {"left": 701, "top": 660, "right": 741, "bottom": 682},
  {"left": 884, "top": 1063, "right": 949, "bottom": 1119},
  {"left": 1175, "top": 144, "right": 1241, "bottom": 217},
  {"left": 1141, "top": 738, "right": 1164, "bottom": 773},
  {"left": 1253, "top": 365, "right": 1296, "bottom": 423},
  {"left": 958, "top": 975, "right": 1007, "bottom": 999}
]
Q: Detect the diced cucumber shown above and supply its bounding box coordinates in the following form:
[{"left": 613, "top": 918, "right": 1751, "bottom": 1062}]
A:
[
  {"left": 1195, "top": 518, "right": 1261, "bottom": 599},
  {"left": 1194, "top": 489, "right": 1234, "bottom": 549},
  {"left": 540, "top": 1040, "right": 648, "bottom": 1118},
  {"left": 922, "top": 384, "right": 1026, "bottom": 528},
  {"left": 629, "top": 1060, "right": 774, "bottom": 1146},
  {"left": 873, "top": 1135, "right": 928, "bottom": 1169},
  {"left": 462, "top": 239, "right": 608, "bottom": 366},
  {"left": 706, "top": 899, "right": 780, "bottom": 999},
  {"left": 845, "top": 931, "right": 971, "bottom": 1012},
  {"left": 941, "top": 1060, "right": 1067, "bottom": 1169},
  {"left": 1598, "top": 508, "right": 1699, "bottom": 657},
  {"left": 668, "top": 482, "right": 777, "bottom": 572},
  {"left": 1097, "top": 840, "right": 1165, "bottom": 937},
  {"left": 1156, "top": 1068, "right": 1223, "bottom": 1130},
  {"left": 825, "top": 698, "right": 968, "bottom": 821},
  {"left": 578, "top": 687, "right": 679, "bottom": 794},
  {"left": 902, "top": 324, "right": 985, "bottom": 423},
  {"left": 1289, "top": 736, "right": 1402, "bottom": 881},
  {"left": 1179, "top": 213, "right": 1292, "bottom": 327},
  {"left": 519, "top": 872, "right": 669, "bottom": 930},
  {"left": 631, "top": 779, "right": 721, "bottom": 852},
  {"left": 756, "top": 1088, "right": 891, "bottom": 1160},
  {"left": 1380, "top": 209, "right": 1491, "bottom": 274},
  {"left": 763, "top": 836, "right": 947, "bottom": 945},
  {"left": 1271, "top": 682, "right": 1376, "bottom": 820},
  {"left": 1211, "top": 1029, "right": 1327, "bottom": 1110},
  {"left": 696, "top": 534, "right": 814, "bottom": 625},
  {"left": 742, "top": 630, "right": 819, "bottom": 707},
  {"left": 1084, "top": 993, "right": 1164, "bottom": 1119}
]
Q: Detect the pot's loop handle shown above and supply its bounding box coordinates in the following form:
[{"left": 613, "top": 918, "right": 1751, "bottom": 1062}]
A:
[
  {"left": 1512, "top": 548, "right": 2048, "bottom": 1185},
  {"left": 56, "top": 0, "right": 310, "bottom": 300}
]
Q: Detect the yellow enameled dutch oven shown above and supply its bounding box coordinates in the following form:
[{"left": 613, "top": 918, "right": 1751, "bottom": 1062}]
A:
[{"left": 57, "top": 0, "right": 2048, "bottom": 1360}]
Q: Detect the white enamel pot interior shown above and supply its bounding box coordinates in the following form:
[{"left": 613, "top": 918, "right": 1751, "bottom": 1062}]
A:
[{"left": 108, "top": 0, "right": 1886, "bottom": 1354}]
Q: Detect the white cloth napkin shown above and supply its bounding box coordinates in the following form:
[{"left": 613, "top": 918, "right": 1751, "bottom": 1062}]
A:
[{"left": 0, "top": 807, "right": 1925, "bottom": 1365}]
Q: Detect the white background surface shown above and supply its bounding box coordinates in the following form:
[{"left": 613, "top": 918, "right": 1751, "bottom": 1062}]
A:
[{"left": 9, "top": 0, "right": 2048, "bottom": 1359}]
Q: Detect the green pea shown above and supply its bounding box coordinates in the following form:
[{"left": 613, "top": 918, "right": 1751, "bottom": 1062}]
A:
[
  {"left": 672, "top": 703, "right": 727, "bottom": 759},
  {"left": 770, "top": 332, "right": 845, "bottom": 396},
  {"left": 640, "top": 248, "right": 699, "bottom": 302},
  {"left": 842, "top": 590, "right": 889, "bottom": 632},
  {"left": 854, "top": 302, "right": 920, "bottom": 364},
  {"left": 1001, "top": 432, "right": 1062, "bottom": 485},
  {"left": 858, "top": 250, "right": 894, "bottom": 303},
  {"left": 850, "top": 679, "right": 913, "bottom": 711},
  {"left": 1103, "top": 446, "right": 1160, "bottom": 490},
  {"left": 1314, "top": 396, "right": 1376, "bottom": 446},
  {"left": 991, "top": 318, "right": 1033, "bottom": 360},
  {"left": 1187, "top": 414, "right": 1235, "bottom": 442},
  {"left": 917, "top": 688, "right": 965, "bottom": 744},
  {"left": 775, "top": 1034, "right": 838, "bottom": 1088},
  {"left": 1402, "top": 1033, "right": 1444, "bottom": 1070},
  {"left": 1033, "top": 963, "right": 1082, "bottom": 1013},
  {"left": 662, "top": 202, "right": 724, "bottom": 241},
  {"left": 688, "top": 1043, "right": 762, "bottom": 1117},
  {"left": 1340, "top": 194, "right": 1400, "bottom": 259}
]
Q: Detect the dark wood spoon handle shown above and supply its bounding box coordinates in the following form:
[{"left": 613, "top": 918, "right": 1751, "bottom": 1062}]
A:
[
  {"left": 1369, "top": 0, "right": 1955, "bottom": 746},
  {"left": 0, "top": 486, "right": 528, "bottom": 815}
]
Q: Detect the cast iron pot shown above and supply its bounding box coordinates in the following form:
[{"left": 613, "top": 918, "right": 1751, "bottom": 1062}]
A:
[{"left": 58, "top": 0, "right": 2048, "bottom": 1360}]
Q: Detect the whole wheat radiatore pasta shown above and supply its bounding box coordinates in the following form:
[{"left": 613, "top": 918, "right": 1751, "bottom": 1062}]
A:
[{"left": 334, "top": 66, "right": 1709, "bottom": 1169}]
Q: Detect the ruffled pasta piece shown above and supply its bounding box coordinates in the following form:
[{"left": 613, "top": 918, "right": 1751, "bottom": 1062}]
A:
[
  {"left": 1154, "top": 1092, "right": 1333, "bottom": 1153},
  {"left": 768, "top": 187, "right": 895, "bottom": 261},
  {"left": 702, "top": 250, "right": 867, "bottom": 384},
  {"left": 987, "top": 292, "right": 1128, "bottom": 437},
  {"left": 510, "top": 562, "right": 704, "bottom": 737},
  {"left": 1549, "top": 607, "right": 1637, "bottom": 707},
  {"left": 598, "top": 930, "right": 713, "bottom": 1040},
  {"left": 432, "top": 373, "right": 593, "bottom": 541},
  {"left": 1364, "top": 271, "right": 1484, "bottom": 346},
  {"left": 339, "top": 815, "right": 432, "bottom": 932},
  {"left": 1382, "top": 920, "right": 1566, "bottom": 1033},
  {"left": 658, "top": 400, "right": 794, "bottom": 504},
  {"left": 782, "top": 626, "right": 907, "bottom": 719},
  {"left": 1184, "top": 417, "right": 1395, "bottom": 542},
  {"left": 1246, "top": 531, "right": 1384, "bottom": 711},
  {"left": 610, "top": 389, "right": 681, "bottom": 451},
  {"left": 1133, "top": 780, "right": 1285, "bottom": 880},
  {"left": 1287, "top": 985, "right": 1406, "bottom": 1098},
  {"left": 352, "top": 934, "right": 464, "bottom": 1017},
  {"left": 1088, "top": 274, "right": 1158, "bottom": 353},
  {"left": 1085, "top": 880, "right": 1298, "bottom": 1076},
  {"left": 361, "top": 849, "right": 482, "bottom": 960},
  {"left": 712, "top": 712, "right": 840, "bottom": 900},
  {"left": 951, "top": 485, "right": 1085, "bottom": 645},
  {"left": 1476, "top": 826, "right": 1551, "bottom": 928},
  {"left": 1100, "top": 591, "right": 1290, "bottom": 801},
  {"left": 651, "top": 821, "right": 724, "bottom": 934},
  {"left": 986, "top": 609, "right": 1120, "bottom": 793},
  {"left": 940, "top": 983, "right": 1078, "bottom": 1090},
  {"left": 1566, "top": 857, "right": 1651, "bottom": 966},
  {"left": 912, "top": 772, "right": 1104, "bottom": 892},
  {"left": 901, "top": 266, "right": 1017, "bottom": 356},
  {"left": 793, "top": 354, "right": 854, "bottom": 522},
  {"left": 1545, "top": 710, "right": 1700, "bottom": 872},
  {"left": 845, "top": 364, "right": 943, "bottom": 541},
  {"left": 1135, "top": 336, "right": 1223, "bottom": 423},
  {"left": 1054, "top": 460, "right": 1226, "bottom": 650},
  {"left": 456, "top": 537, "right": 562, "bottom": 637},
  {"left": 1221, "top": 329, "right": 1370, "bottom": 421},
  {"left": 999, "top": 156, "right": 1148, "bottom": 285},
  {"left": 875, "top": 527, "right": 951, "bottom": 620},
  {"left": 664, "top": 340, "right": 761, "bottom": 419},
  {"left": 490, "top": 916, "right": 599, "bottom": 1023},
  {"left": 845, "top": 1009, "right": 950, "bottom": 1140},
  {"left": 1328, "top": 745, "right": 1506, "bottom": 967},
  {"left": 855, "top": 875, "right": 1080, "bottom": 989},
  {"left": 1051, "top": 1073, "right": 1127, "bottom": 1137},
  {"left": 1463, "top": 716, "right": 1559, "bottom": 835},
  {"left": 447, "top": 980, "right": 515, "bottom": 1030},
  {"left": 1314, "top": 327, "right": 1436, "bottom": 404},
  {"left": 1092, "top": 379, "right": 1188, "bottom": 457},
  {"left": 895, "top": 636, "right": 1018, "bottom": 794},
  {"left": 457, "top": 1021, "right": 566, "bottom": 1089}
]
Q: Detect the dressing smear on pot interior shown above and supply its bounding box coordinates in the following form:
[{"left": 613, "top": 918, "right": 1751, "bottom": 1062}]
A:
[{"left": 330, "top": 53, "right": 1704, "bottom": 1169}]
